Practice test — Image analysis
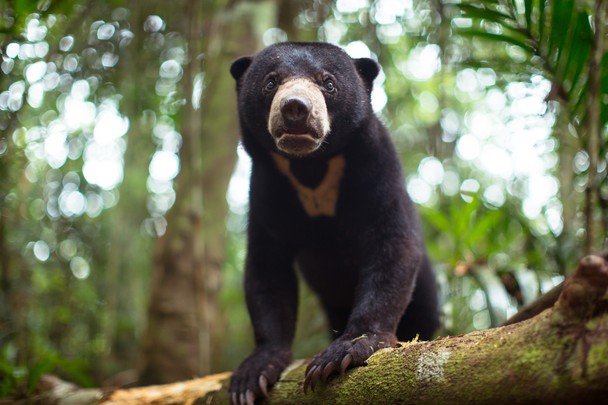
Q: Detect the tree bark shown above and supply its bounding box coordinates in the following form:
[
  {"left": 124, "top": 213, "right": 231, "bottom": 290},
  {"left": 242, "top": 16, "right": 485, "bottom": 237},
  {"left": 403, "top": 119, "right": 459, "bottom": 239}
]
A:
[{"left": 35, "top": 254, "right": 606, "bottom": 404}]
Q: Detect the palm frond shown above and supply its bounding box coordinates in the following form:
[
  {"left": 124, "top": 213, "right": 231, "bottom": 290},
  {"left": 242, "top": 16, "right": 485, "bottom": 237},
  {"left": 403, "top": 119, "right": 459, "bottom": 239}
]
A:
[{"left": 454, "top": 0, "right": 605, "bottom": 131}]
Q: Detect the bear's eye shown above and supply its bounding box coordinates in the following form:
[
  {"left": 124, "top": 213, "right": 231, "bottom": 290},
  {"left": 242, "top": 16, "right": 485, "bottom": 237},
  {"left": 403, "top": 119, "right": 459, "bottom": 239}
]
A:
[
  {"left": 323, "top": 79, "right": 336, "bottom": 93},
  {"left": 265, "top": 79, "right": 277, "bottom": 91}
]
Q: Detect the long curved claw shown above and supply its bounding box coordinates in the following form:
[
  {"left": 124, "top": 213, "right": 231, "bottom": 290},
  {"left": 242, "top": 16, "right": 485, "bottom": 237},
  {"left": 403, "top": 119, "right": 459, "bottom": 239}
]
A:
[
  {"left": 303, "top": 365, "right": 315, "bottom": 393},
  {"left": 310, "top": 365, "right": 322, "bottom": 392},
  {"left": 245, "top": 389, "right": 255, "bottom": 405},
  {"left": 231, "top": 392, "right": 238, "bottom": 405},
  {"left": 304, "top": 364, "right": 322, "bottom": 393},
  {"left": 259, "top": 375, "right": 269, "bottom": 398},
  {"left": 321, "top": 362, "right": 336, "bottom": 382},
  {"left": 340, "top": 353, "right": 353, "bottom": 375}
]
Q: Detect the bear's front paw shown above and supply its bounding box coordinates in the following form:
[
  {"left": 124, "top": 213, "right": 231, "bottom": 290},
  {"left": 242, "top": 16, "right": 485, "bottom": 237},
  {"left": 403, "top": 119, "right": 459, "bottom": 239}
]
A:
[
  {"left": 303, "top": 332, "right": 397, "bottom": 393},
  {"left": 229, "top": 348, "right": 292, "bottom": 405}
]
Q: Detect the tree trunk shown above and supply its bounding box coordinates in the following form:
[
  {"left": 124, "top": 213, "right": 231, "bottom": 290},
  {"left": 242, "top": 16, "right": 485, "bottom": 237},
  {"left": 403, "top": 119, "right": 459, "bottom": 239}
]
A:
[
  {"left": 31, "top": 254, "right": 605, "bottom": 404},
  {"left": 137, "top": 0, "right": 275, "bottom": 384}
]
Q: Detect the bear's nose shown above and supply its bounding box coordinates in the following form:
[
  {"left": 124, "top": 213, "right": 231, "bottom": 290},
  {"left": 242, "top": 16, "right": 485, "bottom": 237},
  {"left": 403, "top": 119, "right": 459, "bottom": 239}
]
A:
[{"left": 280, "top": 96, "right": 311, "bottom": 129}]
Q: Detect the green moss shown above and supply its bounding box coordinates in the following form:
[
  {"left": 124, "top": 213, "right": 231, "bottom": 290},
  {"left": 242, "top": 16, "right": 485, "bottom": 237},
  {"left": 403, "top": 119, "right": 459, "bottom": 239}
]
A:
[
  {"left": 263, "top": 311, "right": 608, "bottom": 404},
  {"left": 584, "top": 320, "right": 608, "bottom": 391}
]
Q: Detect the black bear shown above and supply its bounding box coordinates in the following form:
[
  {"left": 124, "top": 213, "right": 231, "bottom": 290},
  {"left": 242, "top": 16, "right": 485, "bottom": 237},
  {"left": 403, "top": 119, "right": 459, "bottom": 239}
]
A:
[{"left": 228, "top": 42, "right": 439, "bottom": 405}]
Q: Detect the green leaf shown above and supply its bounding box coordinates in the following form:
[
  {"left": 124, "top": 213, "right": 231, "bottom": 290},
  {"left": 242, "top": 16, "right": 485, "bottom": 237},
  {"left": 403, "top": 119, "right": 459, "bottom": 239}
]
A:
[
  {"left": 524, "top": 0, "right": 533, "bottom": 29},
  {"left": 602, "top": 53, "right": 608, "bottom": 95},
  {"left": 573, "top": 80, "right": 590, "bottom": 121},
  {"left": 601, "top": 53, "right": 608, "bottom": 126},
  {"left": 459, "top": 29, "right": 536, "bottom": 54},
  {"left": 27, "top": 359, "right": 56, "bottom": 393},
  {"left": 420, "top": 206, "right": 452, "bottom": 234},
  {"left": 456, "top": 193, "right": 480, "bottom": 240},
  {"left": 466, "top": 209, "right": 505, "bottom": 248},
  {"left": 14, "top": 0, "right": 41, "bottom": 17},
  {"left": 459, "top": 4, "right": 516, "bottom": 27},
  {"left": 548, "top": 0, "right": 575, "bottom": 64},
  {"left": 538, "top": 0, "right": 547, "bottom": 45},
  {"left": 563, "top": 12, "right": 592, "bottom": 99}
]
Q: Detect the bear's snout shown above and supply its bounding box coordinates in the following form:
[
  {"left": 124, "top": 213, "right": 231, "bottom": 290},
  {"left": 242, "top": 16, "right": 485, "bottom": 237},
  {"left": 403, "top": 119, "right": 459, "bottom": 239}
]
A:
[
  {"left": 267, "top": 78, "right": 331, "bottom": 157},
  {"left": 280, "top": 96, "right": 312, "bottom": 134}
]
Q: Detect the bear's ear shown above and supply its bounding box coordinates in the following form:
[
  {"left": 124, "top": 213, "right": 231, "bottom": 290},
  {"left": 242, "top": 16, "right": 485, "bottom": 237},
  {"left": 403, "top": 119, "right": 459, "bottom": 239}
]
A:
[
  {"left": 230, "top": 56, "right": 253, "bottom": 81},
  {"left": 354, "top": 58, "right": 380, "bottom": 90}
]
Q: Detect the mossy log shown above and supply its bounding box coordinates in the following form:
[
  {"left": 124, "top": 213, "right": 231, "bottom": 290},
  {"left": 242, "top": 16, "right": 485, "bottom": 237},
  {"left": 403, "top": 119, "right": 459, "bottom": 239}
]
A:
[{"left": 37, "top": 255, "right": 608, "bottom": 404}]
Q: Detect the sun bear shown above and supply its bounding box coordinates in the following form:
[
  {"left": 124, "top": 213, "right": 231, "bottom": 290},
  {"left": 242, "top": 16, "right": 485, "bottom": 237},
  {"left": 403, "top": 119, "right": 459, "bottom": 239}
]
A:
[{"left": 228, "top": 42, "right": 439, "bottom": 405}]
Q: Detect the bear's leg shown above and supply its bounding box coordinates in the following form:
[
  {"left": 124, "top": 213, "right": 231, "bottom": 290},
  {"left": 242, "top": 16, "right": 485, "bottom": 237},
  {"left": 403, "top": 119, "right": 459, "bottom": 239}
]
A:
[
  {"left": 396, "top": 254, "right": 440, "bottom": 341},
  {"left": 303, "top": 236, "right": 423, "bottom": 392},
  {"left": 322, "top": 304, "right": 350, "bottom": 339},
  {"left": 229, "top": 220, "right": 298, "bottom": 405}
]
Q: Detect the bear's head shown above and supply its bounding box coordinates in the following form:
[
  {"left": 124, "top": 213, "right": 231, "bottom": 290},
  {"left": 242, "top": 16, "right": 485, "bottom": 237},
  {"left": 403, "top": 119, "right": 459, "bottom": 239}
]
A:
[{"left": 230, "top": 42, "right": 379, "bottom": 158}]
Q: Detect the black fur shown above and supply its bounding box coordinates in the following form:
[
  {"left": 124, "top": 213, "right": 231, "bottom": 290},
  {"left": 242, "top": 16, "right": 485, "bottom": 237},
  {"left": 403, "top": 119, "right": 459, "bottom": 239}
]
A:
[{"left": 229, "top": 42, "right": 439, "bottom": 404}]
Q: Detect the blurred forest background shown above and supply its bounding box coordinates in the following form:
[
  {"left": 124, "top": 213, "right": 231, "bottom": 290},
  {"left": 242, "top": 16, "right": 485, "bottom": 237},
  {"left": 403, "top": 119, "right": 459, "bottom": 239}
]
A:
[{"left": 0, "top": 0, "right": 606, "bottom": 397}]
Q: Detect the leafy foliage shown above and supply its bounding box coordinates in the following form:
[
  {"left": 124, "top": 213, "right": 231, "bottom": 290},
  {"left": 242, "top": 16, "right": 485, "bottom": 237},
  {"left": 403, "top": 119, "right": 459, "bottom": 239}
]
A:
[
  {"left": 457, "top": 0, "right": 601, "bottom": 123},
  {"left": 454, "top": 0, "right": 608, "bottom": 252},
  {"left": 435, "top": 0, "right": 608, "bottom": 333}
]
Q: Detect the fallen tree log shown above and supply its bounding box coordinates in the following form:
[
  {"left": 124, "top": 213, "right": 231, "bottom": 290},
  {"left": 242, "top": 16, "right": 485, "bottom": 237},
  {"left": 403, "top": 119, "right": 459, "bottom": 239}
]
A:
[{"left": 31, "top": 254, "right": 608, "bottom": 404}]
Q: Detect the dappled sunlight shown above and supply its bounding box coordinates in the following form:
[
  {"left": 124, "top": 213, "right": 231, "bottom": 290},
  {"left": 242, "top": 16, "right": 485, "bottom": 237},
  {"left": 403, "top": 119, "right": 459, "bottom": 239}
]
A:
[
  {"left": 0, "top": 11, "right": 188, "bottom": 232},
  {"left": 401, "top": 44, "right": 441, "bottom": 81},
  {"left": 424, "top": 70, "right": 559, "bottom": 234}
]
